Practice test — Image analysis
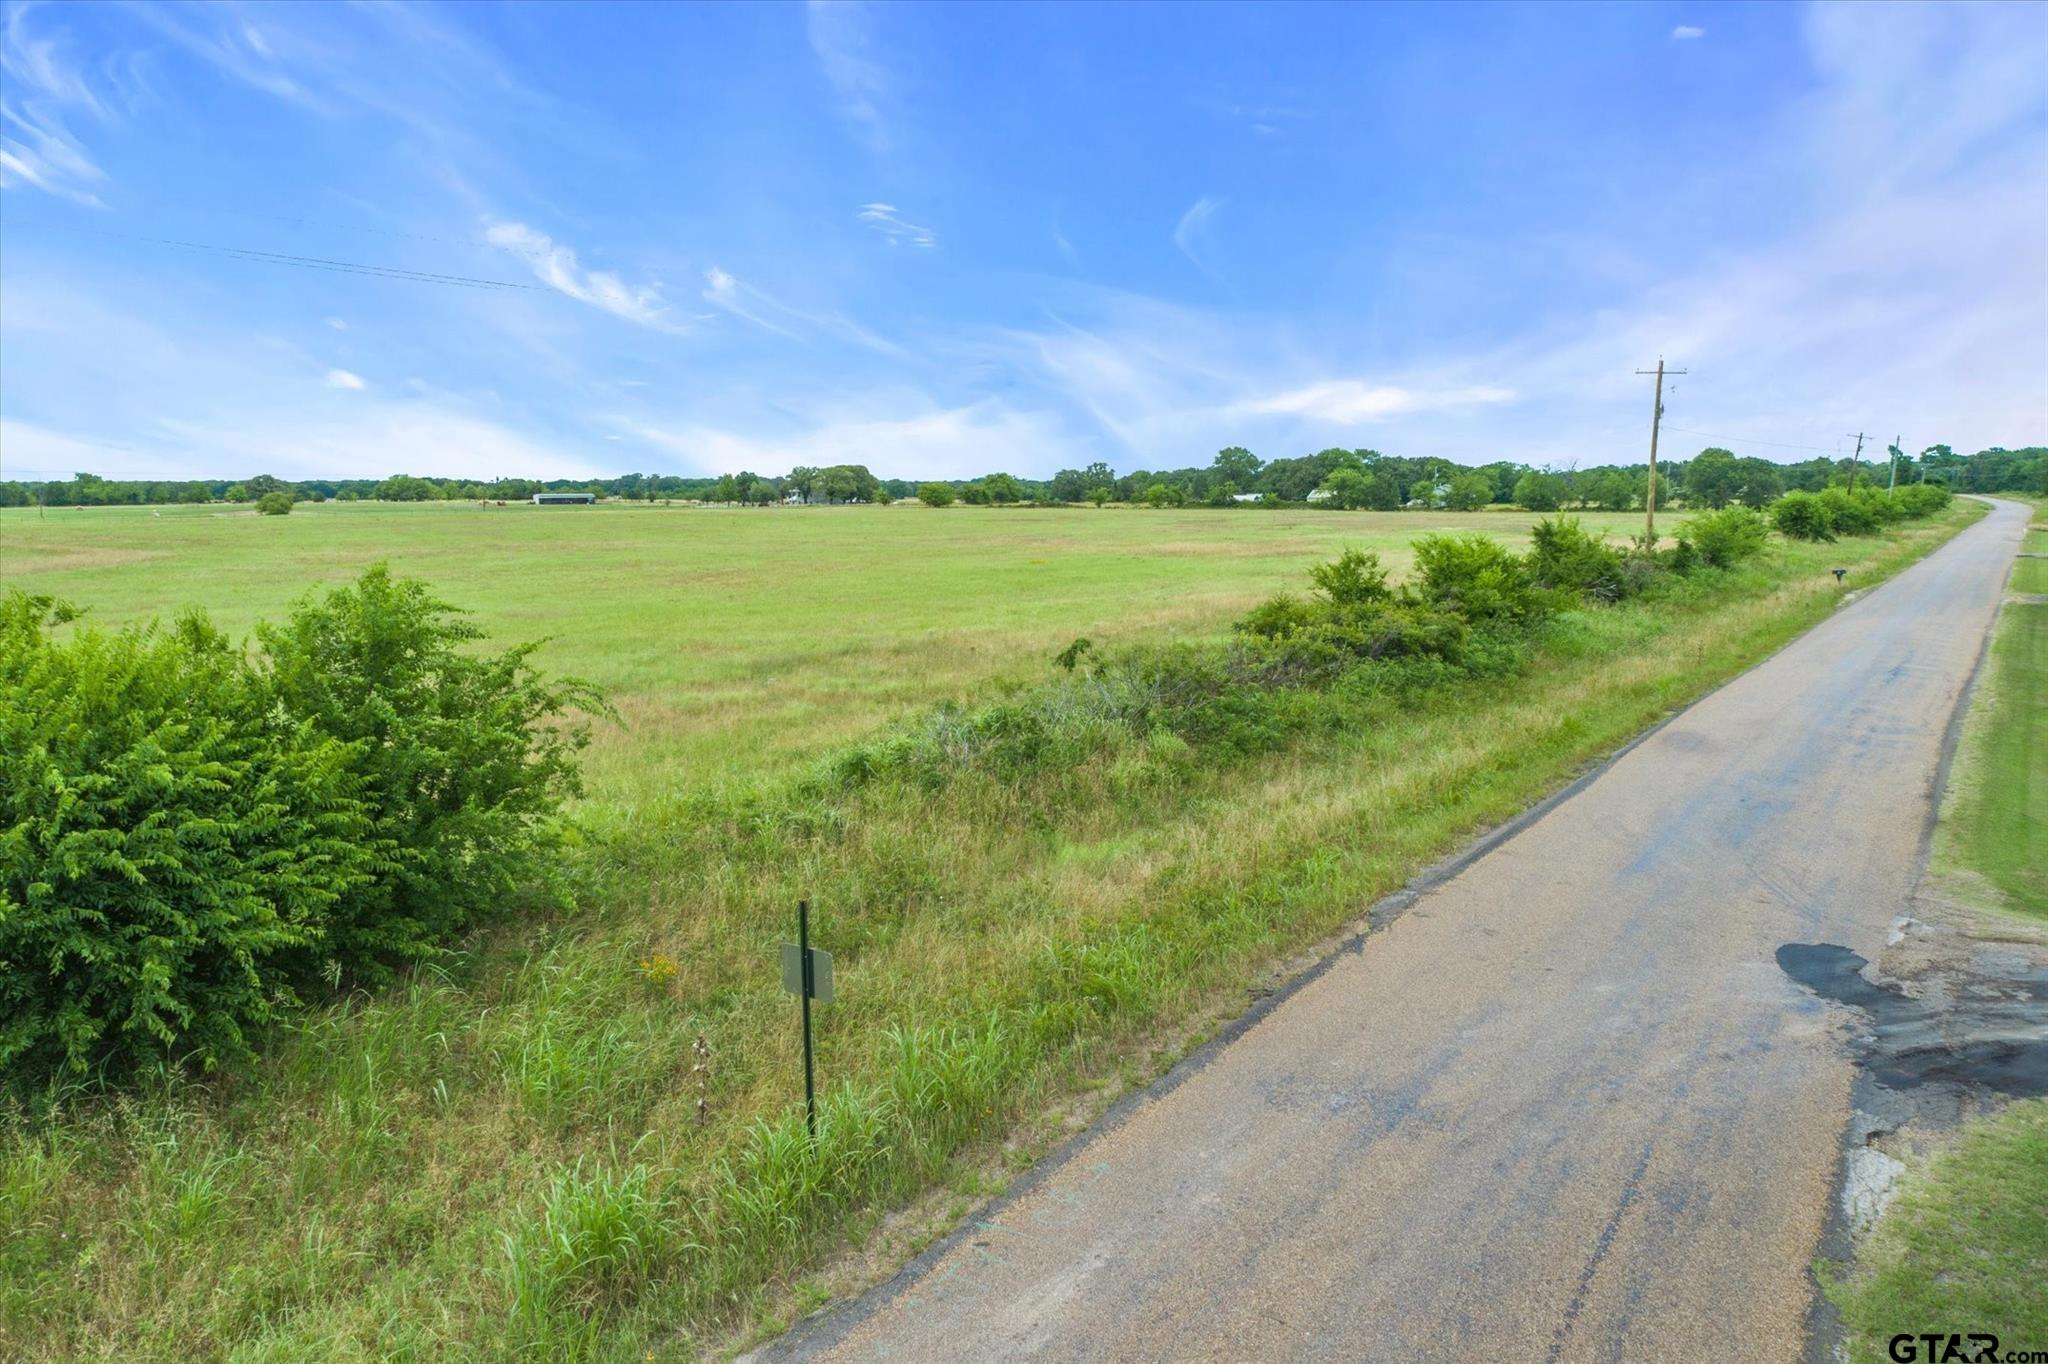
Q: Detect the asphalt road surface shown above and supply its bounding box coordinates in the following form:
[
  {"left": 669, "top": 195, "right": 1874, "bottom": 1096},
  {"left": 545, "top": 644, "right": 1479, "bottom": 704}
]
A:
[{"left": 767, "top": 498, "right": 2030, "bottom": 1364}]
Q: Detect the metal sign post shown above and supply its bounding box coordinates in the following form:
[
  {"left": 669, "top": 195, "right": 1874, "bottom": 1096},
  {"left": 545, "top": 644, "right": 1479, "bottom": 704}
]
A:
[{"left": 779, "top": 900, "right": 834, "bottom": 1139}]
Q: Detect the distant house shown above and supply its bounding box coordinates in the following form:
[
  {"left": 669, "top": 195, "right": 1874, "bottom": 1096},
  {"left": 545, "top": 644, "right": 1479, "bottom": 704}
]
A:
[
  {"left": 1232, "top": 492, "right": 1264, "bottom": 503},
  {"left": 532, "top": 492, "right": 596, "bottom": 506},
  {"left": 1305, "top": 488, "right": 1333, "bottom": 503}
]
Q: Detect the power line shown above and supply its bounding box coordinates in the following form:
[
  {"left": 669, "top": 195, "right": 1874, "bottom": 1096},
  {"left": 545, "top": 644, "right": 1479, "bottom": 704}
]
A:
[
  {"left": 1660, "top": 426, "right": 1844, "bottom": 454},
  {"left": 76, "top": 226, "right": 534, "bottom": 291}
]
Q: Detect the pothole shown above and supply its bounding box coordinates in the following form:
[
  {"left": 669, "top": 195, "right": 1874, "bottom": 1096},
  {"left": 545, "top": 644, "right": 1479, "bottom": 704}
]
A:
[{"left": 1775, "top": 942, "right": 2048, "bottom": 1097}]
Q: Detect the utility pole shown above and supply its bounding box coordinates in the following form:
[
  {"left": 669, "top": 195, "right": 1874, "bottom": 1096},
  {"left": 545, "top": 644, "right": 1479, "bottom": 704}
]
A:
[
  {"left": 1635, "top": 358, "right": 1685, "bottom": 544},
  {"left": 1887, "top": 436, "right": 1901, "bottom": 495},
  {"left": 1845, "top": 432, "right": 1868, "bottom": 491}
]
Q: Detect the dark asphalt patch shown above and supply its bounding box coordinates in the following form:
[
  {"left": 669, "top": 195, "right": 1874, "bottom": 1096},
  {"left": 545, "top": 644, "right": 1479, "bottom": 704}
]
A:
[{"left": 1776, "top": 943, "right": 2048, "bottom": 1097}]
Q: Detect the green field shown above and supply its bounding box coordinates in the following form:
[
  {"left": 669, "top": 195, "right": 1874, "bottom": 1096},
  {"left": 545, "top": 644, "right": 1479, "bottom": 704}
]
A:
[
  {"left": 0, "top": 501, "right": 1654, "bottom": 805},
  {"left": 0, "top": 500, "right": 1982, "bottom": 1360}
]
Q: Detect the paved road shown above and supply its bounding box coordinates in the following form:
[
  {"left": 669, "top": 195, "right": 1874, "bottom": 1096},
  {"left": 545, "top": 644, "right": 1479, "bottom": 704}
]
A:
[{"left": 768, "top": 499, "right": 2030, "bottom": 1364}]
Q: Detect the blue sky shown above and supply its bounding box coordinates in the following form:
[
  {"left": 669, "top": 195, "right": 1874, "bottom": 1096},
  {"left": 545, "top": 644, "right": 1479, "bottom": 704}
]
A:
[{"left": 2, "top": 0, "right": 2043, "bottom": 483}]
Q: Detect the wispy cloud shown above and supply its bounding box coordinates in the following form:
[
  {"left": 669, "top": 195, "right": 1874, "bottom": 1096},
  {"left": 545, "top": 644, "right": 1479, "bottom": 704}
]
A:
[
  {"left": 702, "top": 265, "right": 905, "bottom": 354},
  {"left": 1671, "top": 25, "right": 1705, "bottom": 41},
  {"left": 1173, "top": 195, "right": 1224, "bottom": 277},
  {"left": 808, "top": 0, "right": 891, "bottom": 153},
  {"left": 0, "top": 4, "right": 111, "bottom": 205},
  {"left": 1235, "top": 380, "right": 1516, "bottom": 423},
  {"left": 856, "top": 202, "right": 935, "bottom": 248},
  {"left": 702, "top": 266, "right": 799, "bottom": 338},
  {"left": 484, "top": 221, "right": 676, "bottom": 331},
  {"left": 325, "top": 368, "right": 366, "bottom": 390}
]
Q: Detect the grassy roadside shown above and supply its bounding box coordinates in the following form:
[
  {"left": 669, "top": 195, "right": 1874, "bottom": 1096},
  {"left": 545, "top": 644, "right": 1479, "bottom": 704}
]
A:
[
  {"left": 1932, "top": 497, "right": 2047, "bottom": 919},
  {"left": 1826, "top": 500, "right": 2048, "bottom": 1363},
  {"left": 0, "top": 507, "right": 1980, "bottom": 1361},
  {"left": 1826, "top": 1102, "right": 2048, "bottom": 1363}
]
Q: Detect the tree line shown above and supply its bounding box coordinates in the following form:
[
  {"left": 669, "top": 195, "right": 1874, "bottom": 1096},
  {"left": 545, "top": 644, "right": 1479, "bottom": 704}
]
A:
[{"left": 5, "top": 444, "right": 2041, "bottom": 510}]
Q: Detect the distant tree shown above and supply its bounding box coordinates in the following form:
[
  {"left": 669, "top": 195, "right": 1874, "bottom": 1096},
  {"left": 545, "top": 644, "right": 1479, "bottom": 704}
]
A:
[
  {"left": 1086, "top": 485, "right": 1111, "bottom": 508},
  {"left": 871, "top": 486, "right": 893, "bottom": 505},
  {"left": 1730, "top": 458, "right": 1783, "bottom": 508},
  {"left": 710, "top": 474, "right": 739, "bottom": 504},
  {"left": 1205, "top": 481, "right": 1239, "bottom": 507},
  {"left": 1444, "top": 472, "right": 1493, "bottom": 511},
  {"left": 255, "top": 491, "right": 294, "bottom": 516},
  {"left": 917, "top": 482, "right": 957, "bottom": 507},
  {"left": 1048, "top": 469, "right": 1087, "bottom": 502},
  {"left": 1581, "top": 469, "right": 1635, "bottom": 512},
  {"left": 1512, "top": 471, "right": 1565, "bottom": 512},
  {"left": 1141, "top": 482, "right": 1183, "bottom": 508},
  {"left": 1212, "top": 446, "right": 1262, "bottom": 485},
  {"left": 1081, "top": 461, "right": 1116, "bottom": 491},
  {"left": 1684, "top": 448, "right": 1740, "bottom": 508},
  {"left": 982, "top": 472, "right": 1024, "bottom": 504},
  {"left": 1318, "top": 468, "right": 1372, "bottom": 510},
  {"left": 224, "top": 484, "right": 251, "bottom": 503},
  {"left": 373, "top": 475, "right": 434, "bottom": 502},
  {"left": 961, "top": 481, "right": 992, "bottom": 505}
]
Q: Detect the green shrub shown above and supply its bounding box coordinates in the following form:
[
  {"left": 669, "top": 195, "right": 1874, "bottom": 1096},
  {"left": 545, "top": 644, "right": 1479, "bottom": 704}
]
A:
[
  {"left": 1525, "top": 516, "right": 1627, "bottom": 601},
  {"left": 1682, "top": 505, "right": 1770, "bottom": 568},
  {"left": 0, "top": 595, "right": 375, "bottom": 1082},
  {"left": 255, "top": 567, "right": 605, "bottom": 983},
  {"left": 1307, "top": 548, "right": 1394, "bottom": 607},
  {"left": 1235, "top": 592, "right": 1318, "bottom": 640},
  {"left": 255, "top": 491, "right": 293, "bottom": 516},
  {"left": 0, "top": 568, "right": 605, "bottom": 1090},
  {"left": 1816, "top": 487, "right": 1882, "bottom": 535},
  {"left": 1771, "top": 490, "right": 1836, "bottom": 541},
  {"left": 1892, "top": 483, "right": 1952, "bottom": 518},
  {"left": 1411, "top": 532, "right": 1546, "bottom": 622}
]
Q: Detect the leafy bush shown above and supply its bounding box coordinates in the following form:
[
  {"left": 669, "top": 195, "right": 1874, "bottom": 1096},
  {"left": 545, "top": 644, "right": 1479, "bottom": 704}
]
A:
[
  {"left": 1307, "top": 548, "right": 1393, "bottom": 607},
  {"left": 1681, "top": 505, "right": 1770, "bottom": 568},
  {"left": 1816, "top": 487, "right": 1884, "bottom": 535},
  {"left": 255, "top": 491, "right": 293, "bottom": 516},
  {"left": 915, "top": 482, "right": 955, "bottom": 507},
  {"left": 255, "top": 567, "right": 605, "bottom": 982},
  {"left": 0, "top": 596, "right": 375, "bottom": 1082},
  {"left": 1771, "top": 490, "right": 1836, "bottom": 541},
  {"left": 1411, "top": 532, "right": 1546, "bottom": 622},
  {"left": 1526, "top": 517, "right": 1627, "bottom": 601},
  {"left": 0, "top": 568, "right": 605, "bottom": 1089},
  {"left": 1892, "top": 483, "right": 1953, "bottom": 518},
  {"left": 1235, "top": 592, "right": 1318, "bottom": 640}
]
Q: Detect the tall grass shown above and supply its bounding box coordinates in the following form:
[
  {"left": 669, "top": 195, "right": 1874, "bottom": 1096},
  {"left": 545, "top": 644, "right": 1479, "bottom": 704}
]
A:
[{"left": 0, "top": 509, "right": 1980, "bottom": 1361}]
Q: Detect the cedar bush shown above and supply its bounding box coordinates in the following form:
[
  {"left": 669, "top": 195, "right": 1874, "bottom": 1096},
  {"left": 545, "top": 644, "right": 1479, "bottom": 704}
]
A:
[
  {"left": 1526, "top": 516, "right": 1628, "bottom": 601},
  {"left": 1411, "top": 532, "right": 1547, "bottom": 623},
  {"left": 0, "top": 567, "right": 604, "bottom": 1089}
]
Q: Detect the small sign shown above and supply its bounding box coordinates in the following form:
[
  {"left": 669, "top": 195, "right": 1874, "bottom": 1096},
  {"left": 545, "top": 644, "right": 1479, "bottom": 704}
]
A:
[{"left": 780, "top": 943, "right": 834, "bottom": 1003}]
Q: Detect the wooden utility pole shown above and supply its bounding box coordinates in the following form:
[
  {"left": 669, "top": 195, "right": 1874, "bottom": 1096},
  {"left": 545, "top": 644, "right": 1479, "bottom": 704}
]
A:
[
  {"left": 1635, "top": 359, "right": 1685, "bottom": 544},
  {"left": 1845, "top": 432, "right": 1868, "bottom": 491},
  {"left": 1887, "top": 435, "right": 1901, "bottom": 494}
]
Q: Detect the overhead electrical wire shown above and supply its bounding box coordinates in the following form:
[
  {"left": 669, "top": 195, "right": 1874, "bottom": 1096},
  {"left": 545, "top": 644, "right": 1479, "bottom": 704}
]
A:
[{"left": 73, "top": 225, "right": 535, "bottom": 291}]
